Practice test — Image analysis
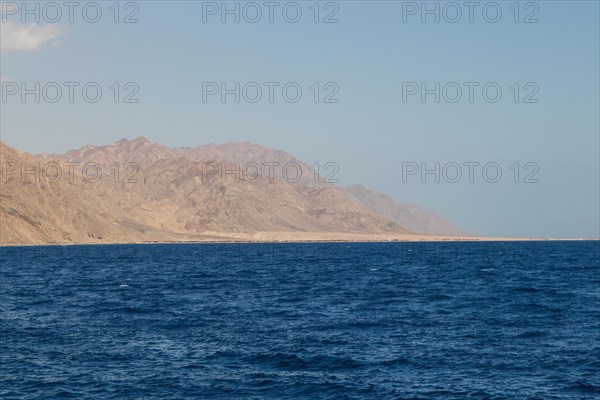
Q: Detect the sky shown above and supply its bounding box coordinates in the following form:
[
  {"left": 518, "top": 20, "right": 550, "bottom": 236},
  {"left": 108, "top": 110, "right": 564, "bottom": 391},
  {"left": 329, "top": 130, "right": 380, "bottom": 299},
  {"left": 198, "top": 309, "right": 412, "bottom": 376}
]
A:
[{"left": 1, "top": 0, "right": 599, "bottom": 238}]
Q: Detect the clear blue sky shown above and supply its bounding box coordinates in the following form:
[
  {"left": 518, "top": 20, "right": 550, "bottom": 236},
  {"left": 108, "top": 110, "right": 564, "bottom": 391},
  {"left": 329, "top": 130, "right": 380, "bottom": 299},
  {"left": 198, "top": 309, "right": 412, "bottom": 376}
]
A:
[{"left": 1, "top": 1, "right": 599, "bottom": 238}]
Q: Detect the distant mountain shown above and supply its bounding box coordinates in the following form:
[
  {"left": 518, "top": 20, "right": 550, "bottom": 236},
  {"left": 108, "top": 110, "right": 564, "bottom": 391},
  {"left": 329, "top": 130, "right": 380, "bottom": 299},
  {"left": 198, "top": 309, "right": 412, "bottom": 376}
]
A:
[
  {"left": 344, "top": 184, "right": 471, "bottom": 237},
  {"left": 0, "top": 138, "right": 469, "bottom": 245}
]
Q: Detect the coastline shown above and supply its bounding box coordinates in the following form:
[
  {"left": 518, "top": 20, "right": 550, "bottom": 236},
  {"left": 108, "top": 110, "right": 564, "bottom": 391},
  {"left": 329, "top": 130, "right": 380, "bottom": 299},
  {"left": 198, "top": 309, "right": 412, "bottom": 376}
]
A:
[{"left": 1, "top": 232, "right": 596, "bottom": 247}]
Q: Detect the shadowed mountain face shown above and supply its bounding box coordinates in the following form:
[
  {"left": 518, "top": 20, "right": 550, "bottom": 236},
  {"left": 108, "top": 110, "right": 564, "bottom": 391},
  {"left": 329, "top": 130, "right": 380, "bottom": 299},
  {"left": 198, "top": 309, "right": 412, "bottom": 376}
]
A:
[
  {"left": 343, "top": 185, "right": 469, "bottom": 237},
  {"left": 0, "top": 138, "right": 466, "bottom": 245}
]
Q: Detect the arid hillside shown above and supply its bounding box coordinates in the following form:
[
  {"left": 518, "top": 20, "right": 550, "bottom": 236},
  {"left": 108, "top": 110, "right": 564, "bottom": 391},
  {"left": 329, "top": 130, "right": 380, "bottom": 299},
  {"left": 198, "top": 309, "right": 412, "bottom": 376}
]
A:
[
  {"left": 0, "top": 138, "right": 468, "bottom": 245},
  {"left": 344, "top": 184, "right": 469, "bottom": 236}
]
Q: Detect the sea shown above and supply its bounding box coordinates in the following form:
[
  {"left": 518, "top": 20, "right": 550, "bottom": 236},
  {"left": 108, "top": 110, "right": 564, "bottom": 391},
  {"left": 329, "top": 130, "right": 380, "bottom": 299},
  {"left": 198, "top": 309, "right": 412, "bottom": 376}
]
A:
[{"left": 1, "top": 241, "right": 599, "bottom": 399}]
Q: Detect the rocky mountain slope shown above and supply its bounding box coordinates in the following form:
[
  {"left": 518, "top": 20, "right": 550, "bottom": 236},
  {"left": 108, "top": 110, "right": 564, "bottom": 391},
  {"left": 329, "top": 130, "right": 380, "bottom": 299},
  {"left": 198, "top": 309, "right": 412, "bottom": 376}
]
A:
[
  {"left": 0, "top": 138, "right": 393, "bottom": 244},
  {"left": 0, "top": 138, "right": 468, "bottom": 245},
  {"left": 344, "top": 184, "right": 468, "bottom": 236}
]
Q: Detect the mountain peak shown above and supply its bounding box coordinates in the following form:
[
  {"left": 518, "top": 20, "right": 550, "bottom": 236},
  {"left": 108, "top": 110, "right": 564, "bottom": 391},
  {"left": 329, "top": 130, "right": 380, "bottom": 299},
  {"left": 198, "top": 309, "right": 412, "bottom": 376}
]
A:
[
  {"left": 108, "top": 136, "right": 152, "bottom": 153},
  {"left": 132, "top": 136, "right": 151, "bottom": 145},
  {"left": 114, "top": 136, "right": 150, "bottom": 146}
]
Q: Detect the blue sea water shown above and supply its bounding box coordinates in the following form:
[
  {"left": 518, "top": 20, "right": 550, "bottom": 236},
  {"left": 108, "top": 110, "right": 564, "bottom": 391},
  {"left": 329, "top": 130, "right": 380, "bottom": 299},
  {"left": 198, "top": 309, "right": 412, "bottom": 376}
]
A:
[{"left": 0, "top": 241, "right": 599, "bottom": 399}]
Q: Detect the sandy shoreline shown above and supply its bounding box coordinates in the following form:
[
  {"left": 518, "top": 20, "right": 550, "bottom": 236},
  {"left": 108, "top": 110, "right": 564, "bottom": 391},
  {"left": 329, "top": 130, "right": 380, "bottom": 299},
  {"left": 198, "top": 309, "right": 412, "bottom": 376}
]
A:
[{"left": 1, "top": 232, "right": 596, "bottom": 247}]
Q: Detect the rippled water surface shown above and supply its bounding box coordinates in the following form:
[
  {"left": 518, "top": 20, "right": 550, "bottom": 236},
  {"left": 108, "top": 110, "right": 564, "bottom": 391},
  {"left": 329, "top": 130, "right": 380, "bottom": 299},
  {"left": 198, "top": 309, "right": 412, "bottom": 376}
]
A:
[{"left": 1, "top": 241, "right": 599, "bottom": 399}]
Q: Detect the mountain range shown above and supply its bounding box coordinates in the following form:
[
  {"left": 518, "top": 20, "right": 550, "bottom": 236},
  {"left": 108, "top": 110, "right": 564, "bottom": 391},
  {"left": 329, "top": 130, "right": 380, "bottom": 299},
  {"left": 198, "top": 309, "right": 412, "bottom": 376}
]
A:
[{"left": 0, "top": 137, "right": 470, "bottom": 245}]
